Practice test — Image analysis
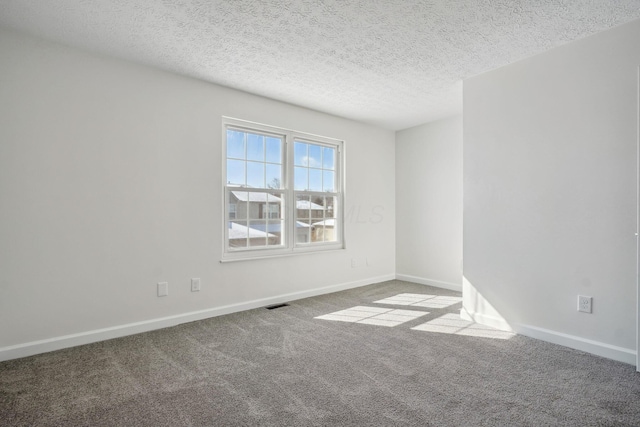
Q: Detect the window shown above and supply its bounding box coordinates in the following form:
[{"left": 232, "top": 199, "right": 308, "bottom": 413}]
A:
[
  {"left": 223, "top": 118, "right": 343, "bottom": 260},
  {"left": 265, "top": 204, "right": 280, "bottom": 219}
]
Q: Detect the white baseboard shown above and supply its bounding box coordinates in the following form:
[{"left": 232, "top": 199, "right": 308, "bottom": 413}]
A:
[
  {"left": 395, "top": 273, "right": 462, "bottom": 292},
  {"left": 514, "top": 323, "right": 637, "bottom": 366},
  {"left": 0, "top": 273, "right": 395, "bottom": 362},
  {"left": 460, "top": 307, "right": 512, "bottom": 332}
]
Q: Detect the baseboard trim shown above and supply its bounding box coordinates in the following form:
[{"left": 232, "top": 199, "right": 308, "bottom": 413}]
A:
[
  {"left": 514, "top": 323, "right": 637, "bottom": 366},
  {"left": 395, "top": 273, "right": 462, "bottom": 292},
  {"left": 460, "top": 307, "right": 512, "bottom": 332},
  {"left": 0, "top": 273, "right": 395, "bottom": 362}
]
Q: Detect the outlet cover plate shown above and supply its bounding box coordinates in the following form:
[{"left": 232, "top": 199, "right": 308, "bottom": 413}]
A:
[
  {"left": 191, "top": 278, "right": 201, "bottom": 292},
  {"left": 157, "top": 282, "right": 169, "bottom": 297},
  {"left": 578, "top": 295, "right": 592, "bottom": 313}
]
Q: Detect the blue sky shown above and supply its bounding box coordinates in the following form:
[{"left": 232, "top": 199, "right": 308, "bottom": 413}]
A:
[{"left": 227, "top": 130, "right": 336, "bottom": 192}]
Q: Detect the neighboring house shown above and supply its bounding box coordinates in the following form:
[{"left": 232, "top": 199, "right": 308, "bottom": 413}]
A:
[
  {"left": 295, "top": 199, "right": 327, "bottom": 219},
  {"left": 250, "top": 221, "right": 314, "bottom": 244},
  {"left": 228, "top": 222, "right": 277, "bottom": 248},
  {"left": 311, "top": 219, "right": 336, "bottom": 242},
  {"left": 228, "top": 190, "right": 326, "bottom": 245},
  {"left": 229, "top": 191, "right": 282, "bottom": 220}
]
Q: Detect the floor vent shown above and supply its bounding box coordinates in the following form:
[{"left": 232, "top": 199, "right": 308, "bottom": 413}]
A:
[{"left": 265, "top": 303, "right": 289, "bottom": 310}]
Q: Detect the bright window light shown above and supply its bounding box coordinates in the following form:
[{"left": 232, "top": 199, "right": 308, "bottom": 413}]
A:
[
  {"left": 315, "top": 306, "right": 429, "bottom": 327},
  {"left": 374, "top": 293, "right": 462, "bottom": 308},
  {"left": 223, "top": 118, "right": 344, "bottom": 261},
  {"left": 411, "top": 313, "right": 514, "bottom": 340}
]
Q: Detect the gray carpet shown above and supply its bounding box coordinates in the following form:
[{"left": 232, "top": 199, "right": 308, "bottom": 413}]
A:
[{"left": 1, "top": 280, "right": 639, "bottom": 426}]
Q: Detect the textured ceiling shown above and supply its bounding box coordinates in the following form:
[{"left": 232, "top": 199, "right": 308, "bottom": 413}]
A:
[{"left": 1, "top": 1, "right": 640, "bottom": 130}]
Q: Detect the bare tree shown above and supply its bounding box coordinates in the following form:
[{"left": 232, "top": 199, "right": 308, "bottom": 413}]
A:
[{"left": 267, "top": 178, "right": 281, "bottom": 189}]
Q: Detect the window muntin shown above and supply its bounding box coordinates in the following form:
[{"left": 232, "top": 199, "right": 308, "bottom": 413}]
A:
[
  {"left": 226, "top": 190, "right": 285, "bottom": 249},
  {"left": 293, "top": 141, "right": 336, "bottom": 192},
  {"left": 223, "top": 119, "right": 343, "bottom": 259},
  {"left": 226, "top": 129, "right": 283, "bottom": 189},
  {"left": 294, "top": 192, "right": 337, "bottom": 245}
]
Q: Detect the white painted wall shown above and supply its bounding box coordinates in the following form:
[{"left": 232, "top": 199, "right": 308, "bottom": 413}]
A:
[
  {"left": 395, "top": 117, "right": 462, "bottom": 291},
  {"left": 0, "top": 28, "right": 395, "bottom": 358},
  {"left": 464, "top": 19, "right": 639, "bottom": 364}
]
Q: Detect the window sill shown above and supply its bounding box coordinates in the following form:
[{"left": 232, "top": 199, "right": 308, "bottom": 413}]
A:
[{"left": 220, "top": 245, "right": 345, "bottom": 263}]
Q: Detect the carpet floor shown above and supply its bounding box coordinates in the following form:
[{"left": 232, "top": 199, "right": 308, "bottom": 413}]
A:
[{"left": 1, "top": 280, "right": 639, "bottom": 426}]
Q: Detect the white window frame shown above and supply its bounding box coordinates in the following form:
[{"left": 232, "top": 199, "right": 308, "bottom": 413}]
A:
[{"left": 221, "top": 117, "right": 344, "bottom": 261}]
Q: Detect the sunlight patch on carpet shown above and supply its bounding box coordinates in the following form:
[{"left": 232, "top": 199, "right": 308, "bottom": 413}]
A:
[
  {"left": 411, "top": 313, "right": 514, "bottom": 339},
  {"left": 315, "top": 306, "right": 429, "bottom": 327},
  {"left": 374, "top": 293, "right": 462, "bottom": 309}
]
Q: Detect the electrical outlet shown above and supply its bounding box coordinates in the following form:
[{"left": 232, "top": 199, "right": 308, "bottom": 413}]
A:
[
  {"left": 157, "top": 282, "right": 169, "bottom": 297},
  {"left": 191, "top": 278, "right": 201, "bottom": 292},
  {"left": 578, "top": 295, "right": 592, "bottom": 313}
]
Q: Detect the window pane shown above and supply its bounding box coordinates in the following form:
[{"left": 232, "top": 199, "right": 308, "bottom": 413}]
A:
[
  {"left": 265, "top": 193, "right": 283, "bottom": 219},
  {"left": 228, "top": 191, "right": 245, "bottom": 219},
  {"left": 267, "top": 204, "right": 280, "bottom": 219},
  {"left": 296, "top": 195, "right": 310, "bottom": 219},
  {"left": 323, "top": 220, "right": 337, "bottom": 242},
  {"left": 237, "top": 191, "right": 281, "bottom": 220},
  {"left": 266, "top": 192, "right": 283, "bottom": 205},
  {"left": 294, "top": 142, "right": 308, "bottom": 166},
  {"left": 309, "top": 169, "right": 322, "bottom": 191},
  {"left": 251, "top": 203, "right": 265, "bottom": 220},
  {"left": 295, "top": 220, "right": 312, "bottom": 243},
  {"left": 247, "top": 161, "right": 265, "bottom": 188},
  {"left": 323, "top": 170, "right": 335, "bottom": 192},
  {"left": 310, "top": 217, "right": 336, "bottom": 242},
  {"left": 266, "top": 164, "right": 282, "bottom": 189},
  {"left": 247, "top": 221, "right": 268, "bottom": 247},
  {"left": 228, "top": 221, "right": 248, "bottom": 248},
  {"left": 326, "top": 228, "right": 337, "bottom": 241},
  {"left": 311, "top": 225, "right": 324, "bottom": 243},
  {"left": 310, "top": 196, "right": 324, "bottom": 219},
  {"left": 266, "top": 137, "right": 282, "bottom": 164},
  {"left": 324, "top": 196, "right": 336, "bottom": 218},
  {"left": 323, "top": 147, "right": 335, "bottom": 170},
  {"left": 308, "top": 144, "right": 322, "bottom": 168},
  {"left": 227, "top": 159, "right": 245, "bottom": 187},
  {"left": 250, "top": 198, "right": 265, "bottom": 220},
  {"left": 227, "top": 130, "right": 245, "bottom": 159},
  {"left": 265, "top": 220, "right": 284, "bottom": 246},
  {"left": 247, "top": 133, "right": 264, "bottom": 161},
  {"left": 294, "top": 167, "right": 308, "bottom": 191},
  {"left": 296, "top": 195, "right": 322, "bottom": 223}
]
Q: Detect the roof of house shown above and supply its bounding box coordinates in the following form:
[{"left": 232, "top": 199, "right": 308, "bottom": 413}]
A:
[
  {"left": 231, "top": 191, "right": 282, "bottom": 203},
  {"left": 228, "top": 222, "right": 275, "bottom": 240},
  {"left": 249, "top": 221, "right": 312, "bottom": 234},
  {"left": 295, "top": 200, "right": 325, "bottom": 210},
  {"left": 312, "top": 219, "right": 336, "bottom": 227},
  {"left": 231, "top": 191, "right": 325, "bottom": 210}
]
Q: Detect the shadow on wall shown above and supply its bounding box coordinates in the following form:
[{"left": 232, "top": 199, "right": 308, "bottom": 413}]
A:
[{"left": 461, "top": 276, "right": 513, "bottom": 332}]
